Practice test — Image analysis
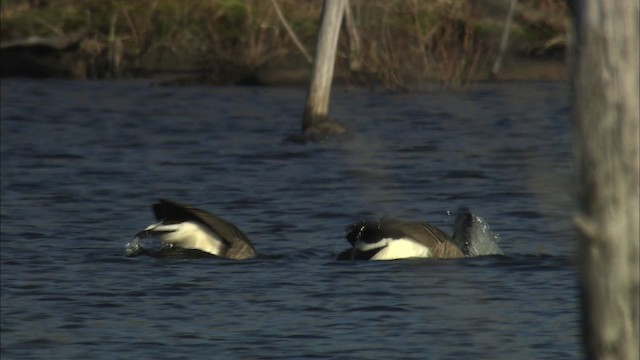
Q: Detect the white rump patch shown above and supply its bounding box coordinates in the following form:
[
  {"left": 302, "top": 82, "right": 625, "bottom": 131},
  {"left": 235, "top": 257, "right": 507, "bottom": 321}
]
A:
[
  {"left": 146, "top": 221, "right": 225, "bottom": 256},
  {"left": 356, "top": 237, "right": 431, "bottom": 260}
]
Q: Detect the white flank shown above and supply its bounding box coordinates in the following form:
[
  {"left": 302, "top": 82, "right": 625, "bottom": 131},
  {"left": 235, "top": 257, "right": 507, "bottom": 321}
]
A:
[
  {"left": 146, "top": 221, "right": 225, "bottom": 256},
  {"left": 356, "top": 237, "right": 431, "bottom": 260}
]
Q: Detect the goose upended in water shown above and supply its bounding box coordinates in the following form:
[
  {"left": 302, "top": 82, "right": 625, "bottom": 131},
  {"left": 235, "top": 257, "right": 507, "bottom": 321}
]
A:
[
  {"left": 130, "top": 199, "right": 257, "bottom": 259},
  {"left": 337, "top": 208, "right": 502, "bottom": 260}
]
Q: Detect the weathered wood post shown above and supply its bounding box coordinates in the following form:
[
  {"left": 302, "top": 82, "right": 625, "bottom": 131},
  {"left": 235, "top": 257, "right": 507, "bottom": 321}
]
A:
[
  {"left": 569, "top": 0, "right": 639, "bottom": 359},
  {"left": 300, "top": 0, "right": 346, "bottom": 141}
]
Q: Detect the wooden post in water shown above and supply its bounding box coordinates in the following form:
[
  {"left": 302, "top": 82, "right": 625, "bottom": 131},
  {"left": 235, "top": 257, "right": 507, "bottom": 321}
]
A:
[
  {"left": 300, "top": 0, "right": 346, "bottom": 141},
  {"left": 569, "top": 0, "right": 639, "bottom": 359}
]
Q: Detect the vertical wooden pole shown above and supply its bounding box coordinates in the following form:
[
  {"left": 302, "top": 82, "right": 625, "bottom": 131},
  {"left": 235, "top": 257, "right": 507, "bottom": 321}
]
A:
[
  {"left": 569, "top": 0, "right": 639, "bottom": 359},
  {"left": 302, "top": 0, "right": 345, "bottom": 131}
]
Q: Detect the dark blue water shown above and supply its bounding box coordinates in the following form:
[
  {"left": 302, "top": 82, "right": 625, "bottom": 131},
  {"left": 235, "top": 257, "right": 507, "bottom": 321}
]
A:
[{"left": 1, "top": 80, "right": 581, "bottom": 359}]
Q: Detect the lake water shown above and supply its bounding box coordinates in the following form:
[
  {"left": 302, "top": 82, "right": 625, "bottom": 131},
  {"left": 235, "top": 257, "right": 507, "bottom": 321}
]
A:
[{"left": 1, "top": 79, "right": 581, "bottom": 359}]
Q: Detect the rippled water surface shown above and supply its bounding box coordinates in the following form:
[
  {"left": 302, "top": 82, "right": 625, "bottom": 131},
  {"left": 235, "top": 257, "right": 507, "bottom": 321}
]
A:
[{"left": 1, "top": 80, "right": 580, "bottom": 359}]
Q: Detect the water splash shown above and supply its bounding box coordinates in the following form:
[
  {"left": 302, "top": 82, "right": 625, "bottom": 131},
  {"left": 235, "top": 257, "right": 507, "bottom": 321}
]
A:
[
  {"left": 466, "top": 215, "right": 503, "bottom": 256},
  {"left": 124, "top": 236, "right": 168, "bottom": 257},
  {"left": 451, "top": 207, "right": 504, "bottom": 257},
  {"left": 124, "top": 236, "right": 144, "bottom": 257}
]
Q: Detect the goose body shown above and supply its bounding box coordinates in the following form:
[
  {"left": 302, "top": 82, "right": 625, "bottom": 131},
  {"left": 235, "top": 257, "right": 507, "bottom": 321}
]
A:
[
  {"left": 132, "top": 199, "right": 257, "bottom": 260},
  {"left": 339, "top": 218, "right": 465, "bottom": 260},
  {"left": 338, "top": 208, "right": 502, "bottom": 261}
]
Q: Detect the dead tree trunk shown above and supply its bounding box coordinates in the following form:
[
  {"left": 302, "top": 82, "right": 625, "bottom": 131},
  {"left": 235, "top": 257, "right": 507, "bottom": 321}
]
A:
[
  {"left": 301, "top": 0, "right": 345, "bottom": 135},
  {"left": 569, "top": 0, "right": 639, "bottom": 359}
]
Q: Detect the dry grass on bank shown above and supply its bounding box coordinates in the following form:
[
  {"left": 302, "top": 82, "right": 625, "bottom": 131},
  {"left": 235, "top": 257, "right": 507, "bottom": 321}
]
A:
[{"left": 0, "top": 0, "right": 568, "bottom": 88}]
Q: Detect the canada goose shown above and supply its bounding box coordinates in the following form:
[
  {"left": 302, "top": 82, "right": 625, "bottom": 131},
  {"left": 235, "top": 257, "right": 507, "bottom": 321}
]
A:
[
  {"left": 337, "top": 217, "right": 465, "bottom": 260},
  {"left": 131, "top": 199, "right": 257, "bottom": 260},
  {"left": 337, "top": 208, "right": 502, "bottom": 260}
]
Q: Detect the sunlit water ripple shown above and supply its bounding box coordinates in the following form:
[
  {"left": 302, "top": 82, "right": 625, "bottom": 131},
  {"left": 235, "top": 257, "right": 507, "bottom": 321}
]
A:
[{"left": 1, "top": 80, "right": 580, "bottom": 359}]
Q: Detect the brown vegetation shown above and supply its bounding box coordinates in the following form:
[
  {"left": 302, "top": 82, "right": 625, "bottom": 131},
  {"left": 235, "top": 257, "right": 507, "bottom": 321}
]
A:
[{"left": 0, "top": 0, "right": 568, "bottom": 88}]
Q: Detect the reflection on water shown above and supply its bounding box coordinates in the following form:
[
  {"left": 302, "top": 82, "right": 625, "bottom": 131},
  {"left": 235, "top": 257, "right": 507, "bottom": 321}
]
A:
[{"left": 0, "top": 80, "right": 580, "bottom": 359}]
